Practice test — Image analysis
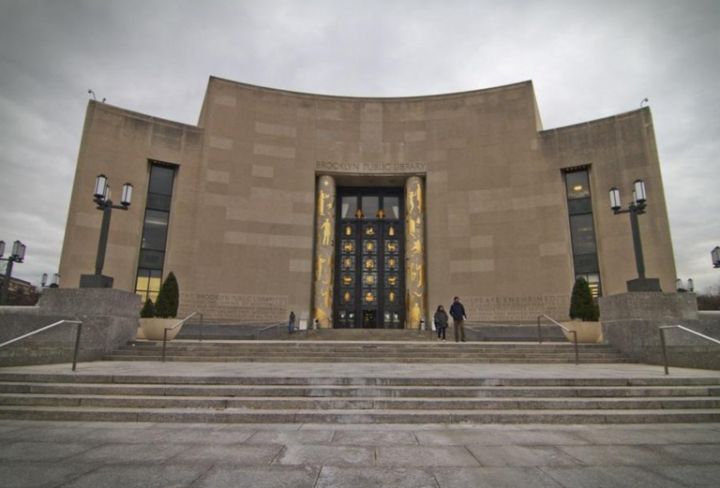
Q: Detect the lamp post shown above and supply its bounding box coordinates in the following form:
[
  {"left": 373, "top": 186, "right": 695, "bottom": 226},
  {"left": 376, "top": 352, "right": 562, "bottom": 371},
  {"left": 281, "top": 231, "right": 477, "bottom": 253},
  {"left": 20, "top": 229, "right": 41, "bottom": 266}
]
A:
[
  {"left": 41, "top": 273, "right": 60, "bottom": 289},
  {"left": 0, "top": 240, "right": 27, "bottom": 305},
  {"left": 609, "top": 179, "right": 662, "bottom": 292},
  {"left": 712, "top": 247, "right": 720, "bottom": 268},
  {"left": 79, "top": 174, "right": 133, "bottom": 288}
]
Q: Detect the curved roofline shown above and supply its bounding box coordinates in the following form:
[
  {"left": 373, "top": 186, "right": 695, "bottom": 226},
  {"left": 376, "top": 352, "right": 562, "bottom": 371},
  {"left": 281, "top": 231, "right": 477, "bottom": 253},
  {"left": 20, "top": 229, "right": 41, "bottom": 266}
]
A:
[{"left": 206, "top": 75, "right": 535, "bottom": 102}]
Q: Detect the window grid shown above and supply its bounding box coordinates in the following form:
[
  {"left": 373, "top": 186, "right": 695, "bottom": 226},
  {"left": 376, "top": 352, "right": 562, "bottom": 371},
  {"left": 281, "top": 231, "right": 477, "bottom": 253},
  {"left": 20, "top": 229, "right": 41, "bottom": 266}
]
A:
[{"left": 135, "top": 163, "right": 176, "bottom": 301}]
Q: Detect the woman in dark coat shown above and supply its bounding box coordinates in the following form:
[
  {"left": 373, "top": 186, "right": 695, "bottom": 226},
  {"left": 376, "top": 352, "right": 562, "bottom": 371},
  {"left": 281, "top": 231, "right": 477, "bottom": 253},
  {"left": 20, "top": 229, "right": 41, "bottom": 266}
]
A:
[{"left": 434, "top": 305, "right": 449, "bottom": 340}]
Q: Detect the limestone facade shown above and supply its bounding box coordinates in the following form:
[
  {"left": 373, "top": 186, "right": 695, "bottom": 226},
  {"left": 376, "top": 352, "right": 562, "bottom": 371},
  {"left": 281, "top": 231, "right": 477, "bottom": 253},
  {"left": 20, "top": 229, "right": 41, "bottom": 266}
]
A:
[{"left": 58, "top": 77, "right": 677, "bottom": 325}]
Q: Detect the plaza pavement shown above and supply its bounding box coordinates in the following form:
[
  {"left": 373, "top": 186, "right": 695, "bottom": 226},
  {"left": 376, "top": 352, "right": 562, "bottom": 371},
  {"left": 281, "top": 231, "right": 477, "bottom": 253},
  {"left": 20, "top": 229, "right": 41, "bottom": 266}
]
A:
[{"left": 0, "top": 360, "right": 719, "bottom": 487}]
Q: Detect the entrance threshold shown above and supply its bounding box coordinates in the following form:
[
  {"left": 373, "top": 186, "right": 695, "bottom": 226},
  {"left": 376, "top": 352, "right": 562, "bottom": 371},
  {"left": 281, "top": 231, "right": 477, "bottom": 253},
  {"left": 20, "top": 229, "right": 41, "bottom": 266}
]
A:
[{"left": 305, "top": 329, "right": 435, "bottom": 341}]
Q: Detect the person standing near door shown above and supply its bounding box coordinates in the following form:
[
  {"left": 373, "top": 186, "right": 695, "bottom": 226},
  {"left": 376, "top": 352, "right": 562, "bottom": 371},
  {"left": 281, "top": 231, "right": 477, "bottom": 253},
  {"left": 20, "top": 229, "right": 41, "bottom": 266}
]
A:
[
  {"left": 434, "top": 305, "right": 449, "bottom": 340},
  {"left": 449, "top": 297, "right": 467, "bottom": 342}
]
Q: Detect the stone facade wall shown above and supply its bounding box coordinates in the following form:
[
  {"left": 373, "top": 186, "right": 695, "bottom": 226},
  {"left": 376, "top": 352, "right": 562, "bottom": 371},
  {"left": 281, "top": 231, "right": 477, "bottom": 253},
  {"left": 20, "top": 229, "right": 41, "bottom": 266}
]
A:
[{"left": 59, "top": 77, "right": 677, "bottom": 324}]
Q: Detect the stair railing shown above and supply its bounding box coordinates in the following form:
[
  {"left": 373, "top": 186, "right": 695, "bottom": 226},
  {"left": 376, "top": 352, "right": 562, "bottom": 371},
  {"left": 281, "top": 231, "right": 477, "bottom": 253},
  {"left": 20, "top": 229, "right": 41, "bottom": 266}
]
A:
[
  {"left": 537, "top": 314, "right": 579, "bottom": 365},
  {"left": 162, "top": 311, "right": 204, "bottom": 363},
  {"left": 254, "top": 321, "right": 290, "bottom": 340},
  {"left": 0, "top": 320, "right": 83, "bottom": 371},
  {"left": 657, "top": 325, "right": 720, "bottom": 375}
]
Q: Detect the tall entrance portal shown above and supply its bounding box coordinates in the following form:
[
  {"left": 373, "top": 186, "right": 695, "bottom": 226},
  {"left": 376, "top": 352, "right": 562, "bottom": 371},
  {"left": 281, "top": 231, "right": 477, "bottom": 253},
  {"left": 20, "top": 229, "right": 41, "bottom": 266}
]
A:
[
  {"left": 312, "top": 175, "right": 425, "bottom": 330},
  {"left": 333, "top": 188, "right": 405, "bottom": 328}
]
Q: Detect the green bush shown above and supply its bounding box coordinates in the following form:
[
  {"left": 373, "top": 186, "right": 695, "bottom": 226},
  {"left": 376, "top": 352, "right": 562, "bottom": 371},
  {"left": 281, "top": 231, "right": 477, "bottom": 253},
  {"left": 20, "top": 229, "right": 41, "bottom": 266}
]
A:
[
  {"left": 154, "top": 272, "right": 179, "bottom": 318},
  {"left": 140, "top": 298, "right": 156, "bottom": 318},
  {"left": 569, "top": 277, "right": 599, "bottom": 321}
]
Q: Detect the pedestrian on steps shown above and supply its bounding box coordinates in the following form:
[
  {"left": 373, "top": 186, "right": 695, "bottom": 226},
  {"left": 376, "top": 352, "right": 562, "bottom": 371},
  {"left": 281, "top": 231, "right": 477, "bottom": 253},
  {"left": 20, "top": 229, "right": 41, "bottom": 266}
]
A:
[
  {"left": 449, "top": 296, "right": 467, "bottom": 342},
  {"left": 434, "top": 305, "right": 449, "bottom": 340},
  {"left": 288, "top": 311, "right": 296, "bottom": 334}
]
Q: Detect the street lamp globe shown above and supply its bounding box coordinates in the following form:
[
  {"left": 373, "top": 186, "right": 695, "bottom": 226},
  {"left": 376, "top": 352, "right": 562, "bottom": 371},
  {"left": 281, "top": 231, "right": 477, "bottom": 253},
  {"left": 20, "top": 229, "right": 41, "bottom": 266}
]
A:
[
  {"left": 120, "top": 183, "right": 133, "bottom": 207},
  {"left": 712, "top": 246, "right": 720, "bottom": 268},
  {"left": 94, "top": 174, "right": 108, "bottom": 201},
  {"left": 633, "top": 179, "right": 647, "bottom": 205},
  {"left": 609, "top": 187, "right": 621, "bottom": 212}
]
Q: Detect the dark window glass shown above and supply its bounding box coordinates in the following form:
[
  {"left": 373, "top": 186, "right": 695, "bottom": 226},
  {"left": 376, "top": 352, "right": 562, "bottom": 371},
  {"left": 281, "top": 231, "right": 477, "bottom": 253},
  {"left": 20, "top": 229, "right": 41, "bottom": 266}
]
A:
[
  {"left": 383, "top": 196, "right": 400, "bottom": 219},
  {"left": 141, "top": 210, "right": 169, "bottom": 250},
  {"left": 146, "top": 193, "right": 172, "bottom": 211},
  {"left": 341, "top": 196, "right": 357, "bottom": 219},
  {"left": 148, "top": 165, "right": 175, "bottom": 195},
  {"left": 139, "top": 250, "right": 165, "bottom": 269},
  {"left": 568, "top": 198, "right": 592, "bottom": 216},
  {"left": 570, "top": 214, "right": 597, "bottom": 255},
  {"left": 574, "top": 253, "right": 599, "bottom": 274},
  {"left": 565, "top": 171, "right": 590, "bottom": 200},
  {"left": 362, "top": 196, "right": 379, "bottom": 219}
]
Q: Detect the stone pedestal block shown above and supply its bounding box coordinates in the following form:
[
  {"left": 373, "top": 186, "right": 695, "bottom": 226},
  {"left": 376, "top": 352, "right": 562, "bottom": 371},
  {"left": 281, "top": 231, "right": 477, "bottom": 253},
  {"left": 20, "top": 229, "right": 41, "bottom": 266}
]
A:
[
  {"left": 0, "top": 288, "right": 140, "bottom": 366},
  {"left": 599, "top": 292, "right": 715, "bottom": 367}
]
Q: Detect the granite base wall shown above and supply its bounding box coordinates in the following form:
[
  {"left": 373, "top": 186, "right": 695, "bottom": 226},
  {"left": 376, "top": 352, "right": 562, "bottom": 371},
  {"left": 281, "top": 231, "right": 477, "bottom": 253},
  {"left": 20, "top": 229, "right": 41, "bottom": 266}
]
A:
[
  {"left": 0, "top": 288, "right": 140, "bottom": 367},
  {"left": 600, "top": 292, "right": 720, "bottom": 370}
]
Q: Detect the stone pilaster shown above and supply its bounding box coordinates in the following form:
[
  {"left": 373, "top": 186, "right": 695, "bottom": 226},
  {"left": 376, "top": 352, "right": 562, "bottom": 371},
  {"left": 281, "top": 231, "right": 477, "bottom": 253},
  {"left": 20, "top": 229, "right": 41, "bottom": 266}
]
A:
[
  {"left": 405, "top": 176, "right": 426, "bottom": 329},
  {"left": 313, "top": 175, "right": 336, "bottom": 328}
]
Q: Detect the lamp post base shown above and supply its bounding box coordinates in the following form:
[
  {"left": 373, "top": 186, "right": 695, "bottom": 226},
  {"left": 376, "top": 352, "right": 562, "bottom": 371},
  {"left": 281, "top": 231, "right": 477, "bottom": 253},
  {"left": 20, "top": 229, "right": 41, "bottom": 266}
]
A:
[
  {"left": 79, "top": 274, "right": 114, "bottom": 288},
  {"left": 626, "top": 277, "right": 662, "bottom": 292}
]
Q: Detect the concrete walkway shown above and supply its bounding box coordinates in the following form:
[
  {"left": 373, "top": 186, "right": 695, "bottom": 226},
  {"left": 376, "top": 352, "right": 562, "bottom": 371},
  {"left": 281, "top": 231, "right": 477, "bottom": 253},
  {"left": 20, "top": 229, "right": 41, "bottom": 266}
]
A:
[
  {"left": 1, "top": 361, "right": 719, "bottom": 486},
  {"left": 2, "top": 360, "right": 720, "bottom": 379},
  {"left": 1, "top": 420, "right": 719, "bottom": 487}
]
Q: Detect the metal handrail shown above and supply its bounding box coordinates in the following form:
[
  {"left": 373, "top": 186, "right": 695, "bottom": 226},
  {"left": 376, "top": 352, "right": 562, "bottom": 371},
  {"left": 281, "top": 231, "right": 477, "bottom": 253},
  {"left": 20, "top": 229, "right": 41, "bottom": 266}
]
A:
[
  {"left": 658, "top": 325, "right": 720, "bottom": 375},
  {"left": 254, "top": 321, "right": 288, "bottom": 340},
  {"left": 537, "top": 314, "right": 579, "bottom": 364},
  {"left": 161, "top": 311, "right": 204, "bottom": 362},
  {"left": 0, "top": 320, "right": 83, "bottom": 371}
]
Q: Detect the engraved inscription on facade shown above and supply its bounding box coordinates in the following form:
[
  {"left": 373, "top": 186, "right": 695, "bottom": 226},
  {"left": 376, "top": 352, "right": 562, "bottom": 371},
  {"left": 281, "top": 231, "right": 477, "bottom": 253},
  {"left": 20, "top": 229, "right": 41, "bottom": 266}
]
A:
[{"left": 316, "top": 160, "right": 427, "bottom": 174}]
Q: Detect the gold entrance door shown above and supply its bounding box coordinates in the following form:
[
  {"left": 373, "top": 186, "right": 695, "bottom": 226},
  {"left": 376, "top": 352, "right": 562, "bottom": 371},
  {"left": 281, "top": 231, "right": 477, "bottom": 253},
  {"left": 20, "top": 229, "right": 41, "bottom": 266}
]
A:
[{"left": 334, "top": 189, "right": 404, "bottom": 328}]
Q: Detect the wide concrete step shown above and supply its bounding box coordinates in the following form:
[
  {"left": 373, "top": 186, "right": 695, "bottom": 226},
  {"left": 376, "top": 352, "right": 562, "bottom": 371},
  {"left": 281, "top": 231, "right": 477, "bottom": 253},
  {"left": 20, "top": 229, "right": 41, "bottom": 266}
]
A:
[
  {"left": 123, "top": 341, "right": 619, "bottom": 350},
  {"left": 4, "top": 373, "right": 718, "bottom": 387},
  {"left": 1, "top": 405, "right": 718, "bottom": 424},
  {"left": 105, "top": 355, "right": 631, "bottom": 364},
  {"left": 2, "top": 393, "right": 719, "bottom": 411},
  {"left": 113, "top": 348, "right": 624, "bottom": 357},
  {"left": 5, "top": 382, "right": 716, "bottom": 398}
]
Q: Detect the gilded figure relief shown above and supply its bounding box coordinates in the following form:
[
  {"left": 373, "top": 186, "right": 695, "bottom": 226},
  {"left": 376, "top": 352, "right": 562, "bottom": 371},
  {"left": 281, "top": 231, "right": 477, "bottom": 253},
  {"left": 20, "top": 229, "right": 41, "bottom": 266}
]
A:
[{"left": 320, "top": 218, "right": 332, "bottom": 246}]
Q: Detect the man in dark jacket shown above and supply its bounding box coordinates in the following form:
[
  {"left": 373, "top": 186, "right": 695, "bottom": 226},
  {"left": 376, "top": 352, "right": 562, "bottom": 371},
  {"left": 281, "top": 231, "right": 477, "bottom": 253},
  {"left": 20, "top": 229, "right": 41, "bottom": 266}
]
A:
[{"left": 449, "top": 296, "right": 467, "bottom": 342}]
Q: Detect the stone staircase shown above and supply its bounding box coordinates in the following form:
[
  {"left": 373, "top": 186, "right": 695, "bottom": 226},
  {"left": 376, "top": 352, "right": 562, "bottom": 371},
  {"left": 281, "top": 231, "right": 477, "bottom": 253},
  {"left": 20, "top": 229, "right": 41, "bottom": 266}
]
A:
[
  {"left": 0, "top": 372, "right": 719, "bottom": 424},
  {"left": 104, "top": 341, "right": 630, "bottom": 363}
]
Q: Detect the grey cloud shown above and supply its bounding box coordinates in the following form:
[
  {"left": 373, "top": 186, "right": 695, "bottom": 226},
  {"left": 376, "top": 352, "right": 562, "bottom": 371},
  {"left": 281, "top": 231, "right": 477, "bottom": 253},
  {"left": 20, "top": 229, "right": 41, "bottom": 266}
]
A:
[{"left": 0, "top": 0, "right": 719, "bottom": 291}]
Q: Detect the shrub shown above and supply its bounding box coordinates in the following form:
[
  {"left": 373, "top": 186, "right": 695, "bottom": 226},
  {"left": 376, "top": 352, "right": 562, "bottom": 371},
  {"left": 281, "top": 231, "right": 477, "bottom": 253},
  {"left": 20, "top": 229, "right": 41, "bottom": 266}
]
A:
[
  {"left": 154, "top": 272, "right": 179, "bottom": 318},
  {"left": 140, "top": 298, "right": 156, "bottom": 318},
  {"left": 569, "top": 277, "right": 599, "bottom": 321}
]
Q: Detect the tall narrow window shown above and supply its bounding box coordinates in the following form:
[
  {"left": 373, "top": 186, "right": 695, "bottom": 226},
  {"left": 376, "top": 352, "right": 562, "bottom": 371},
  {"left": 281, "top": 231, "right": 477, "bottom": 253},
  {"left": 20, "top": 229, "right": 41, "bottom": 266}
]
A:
[
  {"left": 135, "top": 163, "right": 176, "bottom": 301},
  {"left": 564, "top": 169, "right": 601, "bottom": 297}
]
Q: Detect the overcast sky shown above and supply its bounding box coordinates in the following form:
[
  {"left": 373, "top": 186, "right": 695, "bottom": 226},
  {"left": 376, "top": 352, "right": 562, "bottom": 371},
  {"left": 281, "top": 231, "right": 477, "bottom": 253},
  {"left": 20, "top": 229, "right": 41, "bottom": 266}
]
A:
[{"left": 0, "top": 0, "right": 718, "bottom": 293}]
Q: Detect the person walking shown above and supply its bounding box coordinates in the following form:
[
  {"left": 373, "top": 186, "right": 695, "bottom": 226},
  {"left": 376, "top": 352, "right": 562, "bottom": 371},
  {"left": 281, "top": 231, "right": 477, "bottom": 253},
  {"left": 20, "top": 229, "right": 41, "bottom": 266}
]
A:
[
  {"left": 449, "top": 296, "right": 467, "bottom": 342},
  {"left": 288, "top": 311, "right": 296, "bottom": 334},
  {"left": 434, "top": 305, "right": 449, "bottom": 340}
]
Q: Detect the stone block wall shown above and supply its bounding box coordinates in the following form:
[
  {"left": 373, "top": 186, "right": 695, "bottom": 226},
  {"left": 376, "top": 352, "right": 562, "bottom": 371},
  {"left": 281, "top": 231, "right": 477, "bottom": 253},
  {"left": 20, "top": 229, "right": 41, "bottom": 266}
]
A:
[{"left": 0, "top": 288, "right": 140, "bottom": 367}]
